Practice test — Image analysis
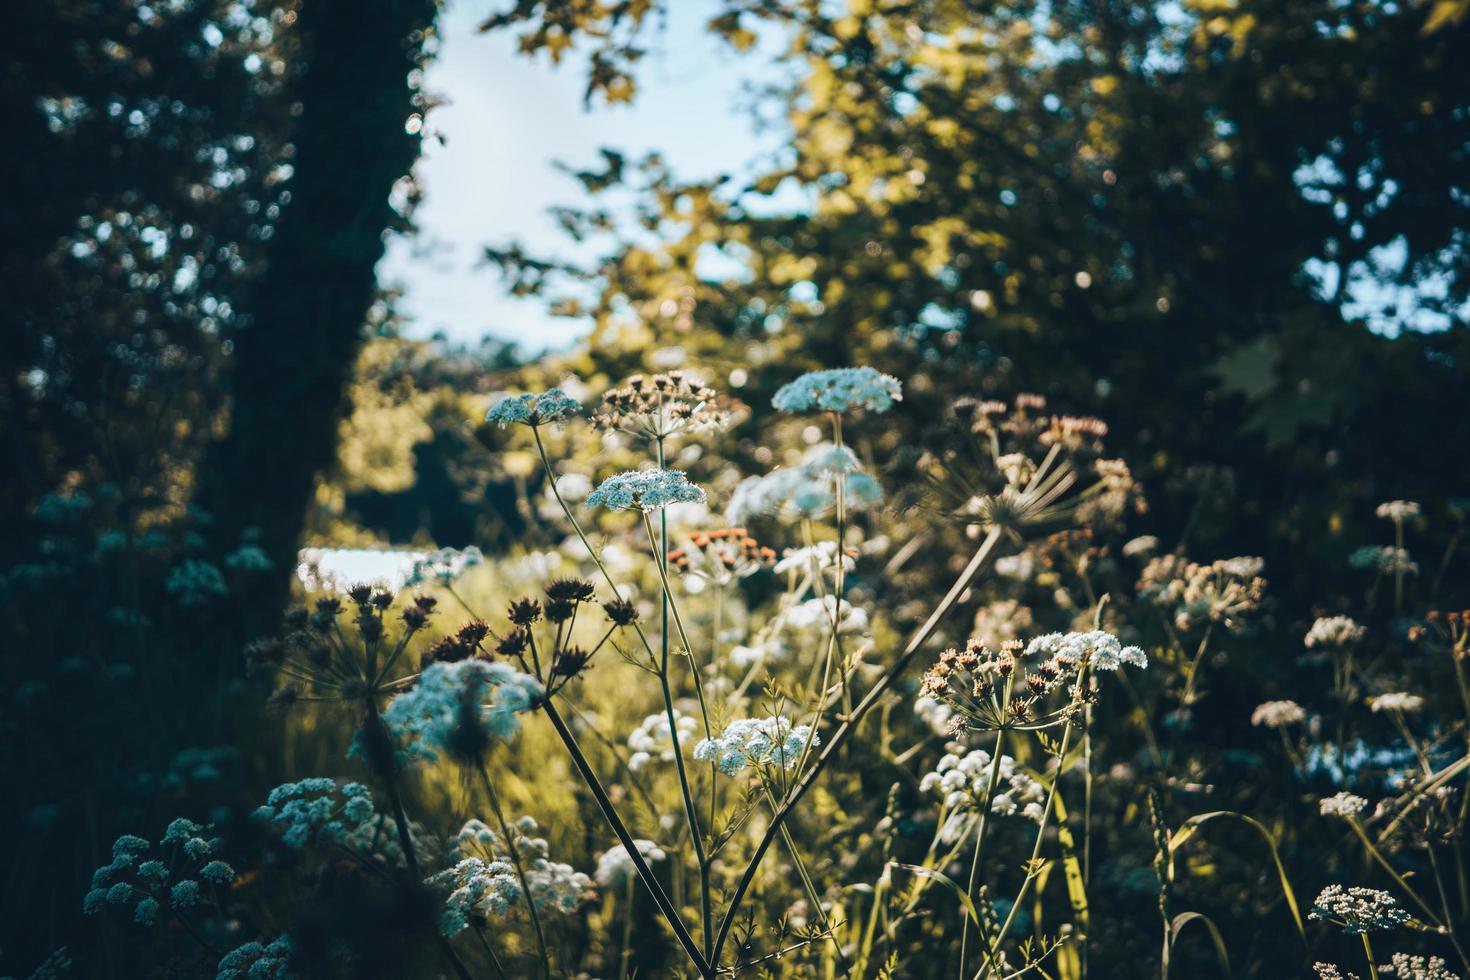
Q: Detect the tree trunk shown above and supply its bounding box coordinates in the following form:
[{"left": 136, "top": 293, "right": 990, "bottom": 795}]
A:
[{"left": 203, "top": 0, "right": 437, "bottom": 634}]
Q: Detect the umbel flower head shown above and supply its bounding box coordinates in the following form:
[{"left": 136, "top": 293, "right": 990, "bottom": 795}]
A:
[
  {"left": 381, "top": 660, "right": 544, "bottom": 764},
  {"left": 726, "top": 444, "right": 883, "bottom": 523},
  {"left": 772, "top": 366, "right": 903, "bottom": 414},
  {"left": 593, "top": 371, "right": 741, "bottom": 441},
  {"left": 216, "top": 935, "right": 294, "bottom": 980},
  {"left": 433, "top": 817, "right": 592, "bottom": 935},
  {"left": 587, "top": 468, "right": 706, "bottom": 512},
  {"left": 1305, "top": 615, "right": 1366, "bottom": 648},
  {"left": 1310, "top": 884, "right": 1412, "bottom": 934},
  {"left": 484, "top": 388, "right": 581, "bottom": 428},
  {"left": 83, "top": 819, "right": 234, "bottom": 927},
  {"left": 694, "top": 716, "right": 818, "bottom": 775},
  {"left": 595, "top": 839, "right": 667, "bottom": 887},
  {"left": 252, "top": 778, "right": 379, "bottom": 849},
  {"left": 920, "top": 745, "right": 1047, "bottom": 824}
]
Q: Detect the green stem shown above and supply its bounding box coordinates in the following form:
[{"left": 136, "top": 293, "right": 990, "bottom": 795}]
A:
[
  {"left": 539, "top": 699, "right": 711, "bottom": 976},
  {"left": 477, "top": 763, "right": 553, "bottom": 979},
  {"left": 959, "top": 727, "right": 1009, "bottom": 977}
]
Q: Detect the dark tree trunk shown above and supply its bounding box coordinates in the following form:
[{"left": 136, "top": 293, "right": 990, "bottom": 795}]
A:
[{"left": 203, "top": 0, "right": 437, "bottom": 634}]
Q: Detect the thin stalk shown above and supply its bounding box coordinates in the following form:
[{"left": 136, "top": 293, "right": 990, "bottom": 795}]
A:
[
  {"left": 539, "top": 698, "right": 711, "bottom": 976},
  {"left": 1363, "top": 932, "right": 1380, "bottom": 980},
  {"left": 959, "top": 727, "right": 1009, "bottom": 977},
  {"left": 477, "top": 763, "right": 553, "bottom": 979},
  {"left": 976, "top": 678, "right": 1086, "bottom": 980},
  {"left": 640, "top": 507, "right": 714, "bottom": 963}
]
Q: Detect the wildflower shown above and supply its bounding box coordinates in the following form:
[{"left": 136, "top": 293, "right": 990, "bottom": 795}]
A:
[
  {"left": 587, "top": 469, "right": 706, "bottom": 512},
  {"left": 170, "top": 880, "right": 201, "bottom": 909},
  {"left": 784, "top": 596, "right": 869, "bottom": 635},
  {"left": 726, "top": 444, "right": 884, "bottom": 523},
  {"left": 380, "top": 660, "right": 544, "bottom": 763},
  {"left": 431, "top": 857, "right": 524, "bottom": 935},
  {"left": 1310, "top": 884, "right": 1411, "bottom": 934},
  {"left": 593, "top": 371, "right": 739, "bottom": 440},
  {"left": 1369, "top": 692, "right": 1425, "bottom": 714},
  {"left": 627, "top": 710, "right": 697, "bottom": 771},
  {"left": 771, "top": 367, "right": 903, "bottom": 414},
  {"left": 669, "top": 527, "right": 776, "bottom": 586},
  {"left": 1314, "top": 966, "right": 1360, "bottom": 980},
  {"left": 1350, "top": 546, "right": 1418, "bottom": 576},
  {"left": 594, "top": 839, "right": 667, "bottom": 887},
  {"left": 1305, "top": 616, "right": 1366, "bottom": 648},
  {"left": 443, "top": 817, "right": 593, "bottom": 927},
  {"left": 253, "top": 779, "right": 378, "bottom": 849},
  {"left": 1137, "top": 554, "right": 1267, "bottom": 632},
  {"left": 1122, "top": 535, "right": 1159, "bottom": 557},
  {"left": 694, "top": 717, "right": 817, "bottom": 775},
  {"left": 1025, "top": 631, "right": 1147, "bottom": 672},
  {"left": 166, "top": 559, "right": 227, "bottom": 607},
  {"left": 1251, "top": 700, "right": 1306, "bottom": 728},
  {"left": 1379, "top": 953, "right": 1459, "bottom": 979},
  {"left": 216, "top": 935, "right": 294, "bottom": 980},
  {"left": 919, "top": 745, "right": 1046, "bottom": 824},
  {"left": 1320, "top": 792, "right": 1369, "bottom": 819},
  {"left": 484, "top": 388, "right": 581, "bottom": 428},
  {"left": 1376, "top": 501, "right": 1422, "bottom": 523},
  {"left": 773, "top": 541, "right": 856, "bottom": 576},
  {"left": 200, "top": 860, "right": 236, "bottom": 884}
]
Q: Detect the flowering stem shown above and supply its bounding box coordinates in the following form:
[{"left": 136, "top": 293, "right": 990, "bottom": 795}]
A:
[
  {"left": 975, "top": 685, "right": 1085, "bottom": 979},
  {"left": 1362, "top": 932, "right": 1380, "bottom": 980},
  {"left": 959, "top": 726, "right": 1008, "bottom": 978},
  {"left": 640, "top": 506, "right": 714, "bottom": 962},
  {"left": 538, "top": 697, "right": 711, "bottom": 976},
  {"left": 476, "top": 762, "right": 552, "bottom": 979},
  {"left": 711, "top": 527, "right": 1005, "bottom": 969}
]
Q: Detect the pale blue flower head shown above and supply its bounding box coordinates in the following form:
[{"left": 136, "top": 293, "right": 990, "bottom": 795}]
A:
[
  {"left": 254, "top": 779, "right": 378, "bottom": 849},
  {"left": 694, "top": 716, "right": 817, "bottom": 775},
  {"left": 216, "top": 934, "right": 294, "bottom": 980},
  {"left": 381, "top": 660, "right": 544, "bottom": 764},
  {"left": 726, "top": 443, "right": 883, "bottom": 523},
  {"left": 772, "top": 367, "right": 903, "bottom": 414},
  {"left": 485, "top": 388, "right": 582, "bottom": 428},
  {"left": 587, "top": 468, "right": 706, "bottom": 512}
]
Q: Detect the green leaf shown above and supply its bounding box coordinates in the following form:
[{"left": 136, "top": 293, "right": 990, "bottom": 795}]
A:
[
  {"left": 1170, "top": 810, "right": 1305, "bottom": 940},
  {"left": 1170, "top": 911, "right": 1232, "bottom": 976}
]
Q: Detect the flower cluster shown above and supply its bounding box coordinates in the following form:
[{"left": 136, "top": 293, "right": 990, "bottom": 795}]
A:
[
  {"left": 784, "top": 595, "right": 869, "bottom": 635},
  {"left": 773, "top": 541, "right": 856, "bottom": 577},
  {"left": 1369, "top": 692, "right": 1425, "bottom": 714},
  {"left": 594, "top": 839, "right": 667, "bottom": 887},
  {"left": 216, "top": 935, "right": 294, "bottom": 980},
  {"left": 484, "top": 388, "right": 581, "bottom": 428},
  {"left": 919, "top": 745, "right": 1046, "bottom": 823},
  {"left": 772, "top": 367, "right": 903, "bottom": 414},
  {"left": 1350, "top": 546, "right": 1419, "bottom": 576},
  {"left": 83, "top": 819, "right": 234, "bottom": 927},
  {"left": 1377, "top": 500, "right": 1422, "bottom": 523},
  {"left": 626, "top": 710, "right": 697, "bottom": 771},
  {"left": 431, "top": 857, "right": 524, "bottom": 936},
  {"left": 593, "top": 371, "right": 739, "bottom": 440},
  {"left": 1379, "top": 953, "right": 1459, "bottom": 979},
  {"left": 252, "top": 779, "right": 377, "bottom": 849},
  {"left": 1251, "top": 700, "right": 1306, "bottom": 728},
  {"left": 1310, "top": 884, "right": 1412, "bottom": 934},
  {"left": 437, "top": 817, "right": 592, "bottom": 930},
  {"left": 166, "top": 558, "right": 227, "bottom": 607},
  {"left": 381, "top": 660, "right": 543, "bottom": 763},
  {"left": 1320, "top": 792, "right": 1369, "bottom": 819},
  {"left": 726, "top": 443, "right": 883, "bottom": 523},
  {"left": 668, "top": 527, "right": 776, "bottom": 586},
  {"left": 1306, "top": 615, "right": 1366, "bottom": 648},
  {"left": 1026, "top": 630, "right": 1147, "bottom": 672},
  {"left": 1137, "top": 554, "right": 1267, "bottom": 632},
  {"left": 587, "top": 468, "right": 706, "bottom": 512},
  {"left": 694, "top": 716, "right": 817, "bottom": 775}
]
